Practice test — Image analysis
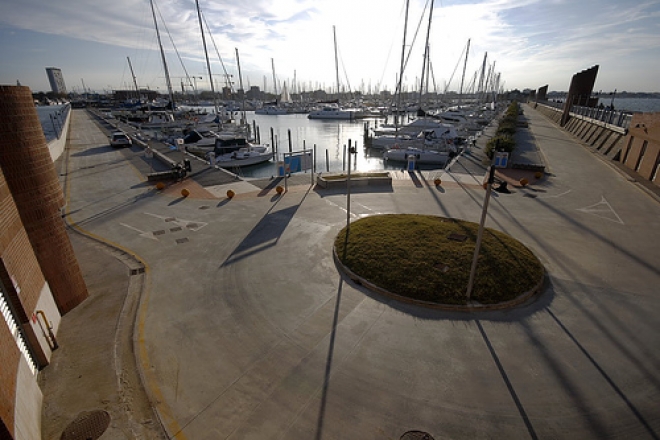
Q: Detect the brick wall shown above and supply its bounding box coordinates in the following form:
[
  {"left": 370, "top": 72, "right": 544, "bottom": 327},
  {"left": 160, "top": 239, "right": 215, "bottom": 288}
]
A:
[{"left": 0, "top": 86, "right": 88, "bottom": 315}]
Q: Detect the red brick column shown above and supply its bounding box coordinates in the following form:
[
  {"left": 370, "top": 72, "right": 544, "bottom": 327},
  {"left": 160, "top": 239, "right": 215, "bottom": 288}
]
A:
[{"left": 0, "top": 86, "right": 88, "bottom": 314}]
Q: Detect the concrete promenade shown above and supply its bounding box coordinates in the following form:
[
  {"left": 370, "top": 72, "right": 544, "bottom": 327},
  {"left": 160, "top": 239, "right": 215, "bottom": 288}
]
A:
[{"left": 41, "top": 104, "right": 660, "bottom": 439}]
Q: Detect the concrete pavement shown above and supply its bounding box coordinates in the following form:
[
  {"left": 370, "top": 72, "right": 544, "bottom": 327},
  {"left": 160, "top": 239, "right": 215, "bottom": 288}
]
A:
[{"left": 42, "top": 105, "right": 660, "bottom": 439}]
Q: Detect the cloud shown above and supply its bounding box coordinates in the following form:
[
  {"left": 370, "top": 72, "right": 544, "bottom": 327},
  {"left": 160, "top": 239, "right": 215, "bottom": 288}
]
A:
[{"left": 1, "top": 0, "right": 658, "bottom": 92}]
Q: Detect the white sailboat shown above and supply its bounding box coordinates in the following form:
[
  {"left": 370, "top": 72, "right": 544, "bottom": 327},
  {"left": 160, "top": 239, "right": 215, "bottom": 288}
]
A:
[{"left": 307, "top": 26, "right": 367, "bottom": 120}]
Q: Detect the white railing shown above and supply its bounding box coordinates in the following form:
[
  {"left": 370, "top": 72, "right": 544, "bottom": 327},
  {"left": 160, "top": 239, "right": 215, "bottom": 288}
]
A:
[
  {"left": 0, "top": 287, "right": 38, "bottom": 374},
  {"left": 570, "top": 105, "right": 632, "bottom": 129}
]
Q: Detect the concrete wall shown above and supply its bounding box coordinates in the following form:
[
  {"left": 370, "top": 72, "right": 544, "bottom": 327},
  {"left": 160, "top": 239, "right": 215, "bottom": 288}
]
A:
[
  {"left": 13, "top": 357, "right": 43, "bottom": 440},
  {"left": 621, "top": 113, "right": 660, "bottom": 185}
]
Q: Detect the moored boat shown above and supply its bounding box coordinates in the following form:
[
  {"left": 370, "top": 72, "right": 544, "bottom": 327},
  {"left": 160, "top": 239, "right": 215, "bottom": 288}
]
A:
[
  {"left": 382, "top": 145, "right": 455, "bottom": 165},
  {"left": 206, "top": 135, "right": 272, "bottom": 169},
  {"left": 307, "top": 104, "right": 367, "bottom": 120}
]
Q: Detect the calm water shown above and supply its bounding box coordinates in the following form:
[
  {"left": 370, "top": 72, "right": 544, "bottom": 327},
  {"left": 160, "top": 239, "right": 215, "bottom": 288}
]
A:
[
  {"left": 181, "top": 108, "right": 412, "bottom": 178},
  {"left": 596, "top": 97, "right": 660, "bottom": 113},
  {"left": 36, "top": 104, "right": 69, "bottom": 142},
  {"left": 243, "top": 112, "right": 401, "bottom": 178}
]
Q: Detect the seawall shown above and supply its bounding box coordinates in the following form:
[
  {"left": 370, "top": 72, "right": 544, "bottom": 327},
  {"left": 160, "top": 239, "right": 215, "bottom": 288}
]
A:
[{"left": 533, "top": 103, "right": 628, "bottom": 162}]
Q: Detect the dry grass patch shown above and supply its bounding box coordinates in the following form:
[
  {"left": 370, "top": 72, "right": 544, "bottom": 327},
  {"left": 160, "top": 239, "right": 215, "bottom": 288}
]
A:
[{"left": 335, "top": 214, "right": 543, "bottom": 305}]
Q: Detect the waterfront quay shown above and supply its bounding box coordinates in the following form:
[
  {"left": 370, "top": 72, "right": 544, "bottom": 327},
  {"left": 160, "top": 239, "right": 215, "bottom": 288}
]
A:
[{"left": 42, "top": 104, "right": 660, "bottom": 439}]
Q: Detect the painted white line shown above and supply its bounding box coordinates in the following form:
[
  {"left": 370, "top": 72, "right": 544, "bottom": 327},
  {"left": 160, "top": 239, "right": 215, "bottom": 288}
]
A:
[
  {"left": 577, "top": 196, "right": 624, "bottom": 225},
  {"left": 538, "top": 189, "right": 572, "bottom": 199},
  {"left": 143, "top": 212, "right": 208, "bottom": 231},
  {"left": 120, "top": 223, "right": 159, "bottom": 240}
]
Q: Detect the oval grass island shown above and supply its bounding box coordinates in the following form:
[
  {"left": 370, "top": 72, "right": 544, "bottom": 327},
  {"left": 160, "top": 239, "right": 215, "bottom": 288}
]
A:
[{"left": 334, "top": 214, "right": 545, "bottom": 310}]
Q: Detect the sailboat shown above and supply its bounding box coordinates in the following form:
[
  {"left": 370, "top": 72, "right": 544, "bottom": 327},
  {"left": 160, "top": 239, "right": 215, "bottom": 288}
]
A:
[
  {"left": 254, "top": 81, "right": 290, "bottom": 115},
  {"left": 307, "top": 26, "right": 367, "bottom": 120},
  {"left": 256, "top": 60, "right": 290, "bottom": 115},
  {"left": 380, "top": 0, "right": 456, "bottom": 166}
]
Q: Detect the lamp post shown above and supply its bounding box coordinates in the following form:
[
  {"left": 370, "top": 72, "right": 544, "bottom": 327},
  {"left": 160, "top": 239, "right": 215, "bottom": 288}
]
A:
[{"left": 466, "top": 140, "right": 498, "bottom": 301}]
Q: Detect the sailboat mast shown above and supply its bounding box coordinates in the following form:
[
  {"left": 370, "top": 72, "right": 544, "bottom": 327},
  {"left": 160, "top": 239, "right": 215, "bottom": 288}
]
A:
[
  {"left": 196, "top": 0, "right": 218, "bottom": 114},
  {"left": 271, "top": 58, "right": 278, "bottom": 97},
  {"left": 127, "top": 56, "right": 140, "bottom": 101},
  {"left": 458, "top": 39, "right": 470, "bottom": 107},
  {"left": 477, "top": 52, "right": 487, "bottom": 104},
  {"left": 418, "top": 0, "right": 435, "bottom": 112},
  {"left": 333, "top": 25, "right": 340, "bottom": 98},
  {"left": 235, "top": 48, "right": 247, "bottom": 124},
  {"left": 149, "top": 0, "right": 175, "bottom": 109},
  {"left": 395, "top": 0, "right": 410, "bottom": 124}
]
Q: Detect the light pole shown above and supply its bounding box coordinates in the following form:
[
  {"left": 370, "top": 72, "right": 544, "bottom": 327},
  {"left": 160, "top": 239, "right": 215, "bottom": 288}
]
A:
[{"left": 466, "top": 141, "right": 498, "bottom": 301}]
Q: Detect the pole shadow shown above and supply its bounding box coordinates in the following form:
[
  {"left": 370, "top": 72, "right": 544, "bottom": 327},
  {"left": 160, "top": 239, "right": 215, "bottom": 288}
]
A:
[
  {"left": 313, "top": 278, "right": 343, "bottom": 440},
  {"left": 476, "top": 320, "right": 538, "bottom": 439}
]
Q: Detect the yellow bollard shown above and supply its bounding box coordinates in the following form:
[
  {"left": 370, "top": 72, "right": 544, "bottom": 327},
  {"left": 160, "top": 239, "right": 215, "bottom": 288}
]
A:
[
  {"left": 519, "top": 178, "right": 529, "bottom": 187},
  {"left": 227, "top": 189, "right": 235, "bottom": 198},
  {"left": 276, "top": 185, "right": 284, "bottom": 194},
  {"left": 434, "top": 178, "right": 442, "bottom": 186},
  {"left": 181, "top": 188, "right": 190, "bottom": 197},
  {"left": 156, "top": 182, "right": 165, "bottom": 190}
]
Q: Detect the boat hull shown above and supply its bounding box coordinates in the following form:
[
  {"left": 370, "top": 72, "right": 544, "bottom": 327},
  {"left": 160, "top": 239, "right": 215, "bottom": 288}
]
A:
[{"left": 383, "top": 148, "right": 449, "bottom": 165}]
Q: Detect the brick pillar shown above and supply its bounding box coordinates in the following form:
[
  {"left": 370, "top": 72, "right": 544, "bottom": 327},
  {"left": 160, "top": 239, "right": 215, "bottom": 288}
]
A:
[{"left": 0, "top": 86, "right": 88, "bottom": 314}]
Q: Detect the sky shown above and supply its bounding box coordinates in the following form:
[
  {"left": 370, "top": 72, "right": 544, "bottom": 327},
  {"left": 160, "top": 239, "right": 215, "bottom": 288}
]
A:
[{"left": 1, "top": 0, "right": 659, "bottom": 95}]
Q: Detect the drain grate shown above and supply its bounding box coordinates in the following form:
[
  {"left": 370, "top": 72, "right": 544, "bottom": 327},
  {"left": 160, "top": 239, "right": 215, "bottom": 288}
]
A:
[
  {"left": 176, "top": 237, "right": 189, "bottom": 244},
  {"left": 153, "top": 230, "right": 166, "bottom": 236},
  {"left": 400, "top": 431, "right": 435, "bottom": 440},
  {"left": 170, "top": 226, "right": 182, "bottom": 232},
  {"left": 60, "top": 410, "right": 110, "bottom": 440},
  {"left": 199, "top": 205, "right": 210, "bottom": 210}
]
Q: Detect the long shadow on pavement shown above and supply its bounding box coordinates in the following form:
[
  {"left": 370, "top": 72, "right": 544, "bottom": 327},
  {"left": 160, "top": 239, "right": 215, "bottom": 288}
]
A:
[
  {"left": 476, "top": 320, "right": 539, "bottom": 440},
  {"left": 314, "top": 278, "right": 343, "bottom": 440},
  {"left": 221, "top": 186, "right": 313, "bottom": 267}
]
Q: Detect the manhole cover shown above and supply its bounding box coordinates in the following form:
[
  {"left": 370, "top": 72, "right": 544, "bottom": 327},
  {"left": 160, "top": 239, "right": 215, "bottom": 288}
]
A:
[
  {"left": 400, "top": 431, "right": 435, "bottom": 440},
  {"left": 60, "top": 410, "right": 110, "bottom": 440}
]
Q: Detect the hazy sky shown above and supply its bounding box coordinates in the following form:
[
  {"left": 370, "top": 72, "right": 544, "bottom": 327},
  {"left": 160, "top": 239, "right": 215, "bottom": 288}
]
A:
[{"left": 1, "top": 0, "right": 659, "bottom": 95}]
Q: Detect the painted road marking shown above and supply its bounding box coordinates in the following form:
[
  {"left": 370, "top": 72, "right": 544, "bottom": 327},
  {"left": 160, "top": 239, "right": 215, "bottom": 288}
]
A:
[
  {"left": 120, "top": 223, "right": 159, "bottom": 240},
  {"left": 143, "top": 212, "right": 208, "bottom": 231},
  {"left": 577, "top": 196, "right": 624, "bottom": 225}
]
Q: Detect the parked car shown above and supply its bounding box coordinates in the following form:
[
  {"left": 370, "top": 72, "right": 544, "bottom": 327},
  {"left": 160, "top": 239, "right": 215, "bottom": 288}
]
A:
[{"left": 110, "top": 131, "right": 132, "bottom": 148}]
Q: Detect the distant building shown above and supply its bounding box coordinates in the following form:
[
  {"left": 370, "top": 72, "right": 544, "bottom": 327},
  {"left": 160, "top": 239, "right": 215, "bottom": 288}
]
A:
[{"left": 45, "top": 68, "right": 67, "bottom": 94}]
